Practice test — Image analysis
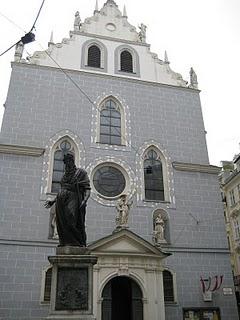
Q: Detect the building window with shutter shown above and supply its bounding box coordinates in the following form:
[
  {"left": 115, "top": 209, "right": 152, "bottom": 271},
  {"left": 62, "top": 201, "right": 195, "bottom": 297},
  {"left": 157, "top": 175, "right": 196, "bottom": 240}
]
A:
[
  {"left": 88, "top": 45, "right": 101, "bottom": 68},
  {"left": 81, "top": 40, "right": 107, "bottom": 72},
  {"left": 144, "top": 149, "right": 164, "bottom": 201},
  {"left": 114, "top": 45, "right": 140, "bottom": 77},
  {"left": 120, "top": 50, "right": 133, "bottom": 73},
  {"left": 163, "top": 270, "right": 175, "bottom": 303}
]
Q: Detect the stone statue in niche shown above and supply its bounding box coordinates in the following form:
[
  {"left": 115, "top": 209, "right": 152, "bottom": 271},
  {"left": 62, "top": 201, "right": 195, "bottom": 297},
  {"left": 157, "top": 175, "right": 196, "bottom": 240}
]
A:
[
  {"left": 115, "top": 194, "right": 133, "bottom": 228},
  {"left": 74, "top": 11, "right": 82, "bottom": 31},
  {"left": 189, "top": 67, "right": 198, "bottom": 89},
  {"left": 45, "top": 153, "right": 91, "bottom": 247},
  {"left": 138, "top": 23, "right": 147, "bottom": 43},
  {"left": 153, "top": 212, "right": 166, "bottom": 245}
]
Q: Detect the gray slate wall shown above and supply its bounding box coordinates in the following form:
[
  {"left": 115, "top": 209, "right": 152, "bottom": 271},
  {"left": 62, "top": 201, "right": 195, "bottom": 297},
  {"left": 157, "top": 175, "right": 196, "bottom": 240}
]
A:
[{"left": 0, "top": 63, "right": 238, "bottom": 319}]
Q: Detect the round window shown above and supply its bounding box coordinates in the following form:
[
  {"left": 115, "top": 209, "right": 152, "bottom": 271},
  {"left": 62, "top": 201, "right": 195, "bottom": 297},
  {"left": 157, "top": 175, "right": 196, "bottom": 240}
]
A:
[{"left": 93, "top": 165, "right": 126, "bottom": 198}]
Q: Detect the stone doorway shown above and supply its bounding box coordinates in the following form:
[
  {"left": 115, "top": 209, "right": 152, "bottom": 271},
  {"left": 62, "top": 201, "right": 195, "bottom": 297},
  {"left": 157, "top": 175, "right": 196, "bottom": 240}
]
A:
[{"left": 101, "top": 276, "right": 143, "bottom": 320}]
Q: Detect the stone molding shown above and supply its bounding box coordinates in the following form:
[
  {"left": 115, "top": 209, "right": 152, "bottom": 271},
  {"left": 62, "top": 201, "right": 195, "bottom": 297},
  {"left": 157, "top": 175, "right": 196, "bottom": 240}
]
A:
[
  {"left": 11, "top": 62, "right": 200, "bottom": 92},
  {"left": 71, "top": 31, "right": 150, "bottom": 48},
  {"left": 172, "top": 162, "right": 220, "bottom": 174},
  {"left": 0, "top": 143, "right": 44, "bottom": 157},
  {"left": 0, "top": 238, "right": 230, "bottom": 253}
]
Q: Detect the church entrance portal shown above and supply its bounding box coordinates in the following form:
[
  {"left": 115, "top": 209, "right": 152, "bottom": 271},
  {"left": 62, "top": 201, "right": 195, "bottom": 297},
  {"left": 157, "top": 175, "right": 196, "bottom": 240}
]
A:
[{"left": 101, "top": 276, "right": 143, "bottom": 320}]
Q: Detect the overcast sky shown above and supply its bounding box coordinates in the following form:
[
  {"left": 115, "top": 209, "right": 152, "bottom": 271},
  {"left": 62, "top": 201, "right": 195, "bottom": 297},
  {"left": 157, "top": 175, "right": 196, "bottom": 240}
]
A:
[{"left": 0, "top": 0, "right": 239, "bottom": 165}]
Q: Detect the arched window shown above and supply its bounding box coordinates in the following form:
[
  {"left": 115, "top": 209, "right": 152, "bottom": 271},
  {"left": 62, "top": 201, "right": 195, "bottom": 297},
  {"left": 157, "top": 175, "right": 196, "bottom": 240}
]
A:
[
  {"left": 99, "top": 99, "right": 121, "bottom": 145},
  {"left": 51, "top": 140, "right": 75, "bottom": 193},
  {"left": 144, "top": 149, "right": 164, "bottom": 201},
  {"left": 88, "top": 45, "right": 101, "bottom": 68},
  {"left": 40, "top": 266, "right": 52, "bottom": 304},
  {"left": 163, "top": 270, "right": 174, "bottom": 302},
  {"left": 120, "top": 50, "right": 133, "bottom": 73}
]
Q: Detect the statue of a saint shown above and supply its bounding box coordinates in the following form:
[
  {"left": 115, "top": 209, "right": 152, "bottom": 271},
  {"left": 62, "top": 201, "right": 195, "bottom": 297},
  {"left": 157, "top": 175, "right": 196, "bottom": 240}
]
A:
[
  {"left": 138, "top": 23, "right": 147, "bottom": 43},
  {"left": 153, "top": 214, "right": 166, "bottom": 245},
  {"left": 49, "top": 205, "right": 58, "bottom": 240},
  {"left": 115, "top": 194, "right": 133, "bottom": 228},
  {"left": 14, "top": 41, "right": 24, "bottom": 62},
  {"left": 74, "top": 11, "right": 81, "bottom": 31},
  {"left": 45, "top": 153, "right": 90, "bottom": 247},
  {"left": 189, "top": 67, "right": 198, "bottom": 89}
]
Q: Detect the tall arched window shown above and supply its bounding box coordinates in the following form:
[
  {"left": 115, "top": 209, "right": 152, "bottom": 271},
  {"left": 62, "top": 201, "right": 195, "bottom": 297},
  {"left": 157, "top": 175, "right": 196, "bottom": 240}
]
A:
[
  {"left": 120, "top": 50, "right": 133, "bottom": 73},
  {"left": 144, "top": 149, "right": 164, "bottom": 201},
  {"left": 40, "top": 266, "right": 52, "bottom": 304},
  {"left": 163, "top": 270, "right": 174, "bottom": 302},
  {"left": 99, "top": 99, "right": 121, "bottom": 145},
  {"left": 51, "top": 140, "right": 75, "bottom": 193},
  {"left": 88, "top": 45, "right": 101, "bottom": 68}
]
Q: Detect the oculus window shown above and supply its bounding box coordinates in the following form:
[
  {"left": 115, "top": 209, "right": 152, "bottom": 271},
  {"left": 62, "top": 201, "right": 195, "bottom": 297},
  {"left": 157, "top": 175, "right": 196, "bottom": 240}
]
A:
[
  {"left": 93, "top": 165, "right": 126, "bottom": 198},
  {"left": 88, "top": 45, "right": 101, "bottom": 68},
  {"left": 120, "top": 50, "right": 133, "bottom": 73},
  {"left": 51, "top": 140, "right": 75, "bottom": 193},
  {"left": 100, "top": 99, "right": 122, "bottom": 145},
  {"left": 144, "top": 149, "right": 164, "bottom": 201}
]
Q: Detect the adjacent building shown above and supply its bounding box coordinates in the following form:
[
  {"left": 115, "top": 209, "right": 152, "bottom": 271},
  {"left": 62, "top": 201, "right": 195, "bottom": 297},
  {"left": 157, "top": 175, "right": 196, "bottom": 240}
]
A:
[
  {"left": 0, "top": 1, "right": 238, "bottom": 319},
  {"left": 220, "top": 153, "right": 240, "bottom": 314}
]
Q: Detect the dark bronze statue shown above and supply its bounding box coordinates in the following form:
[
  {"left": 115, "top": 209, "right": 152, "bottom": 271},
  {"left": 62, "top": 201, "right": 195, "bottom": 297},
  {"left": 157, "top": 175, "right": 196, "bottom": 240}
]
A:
[{"left": 45, "top": 153, "right": 90, "bottom": 247}]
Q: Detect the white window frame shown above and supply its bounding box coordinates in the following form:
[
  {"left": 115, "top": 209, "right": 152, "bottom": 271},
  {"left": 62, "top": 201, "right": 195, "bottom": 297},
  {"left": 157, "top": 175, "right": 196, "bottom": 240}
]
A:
[
  {"left": 86, "top": 156, "right": 136, "bottom": 206},
  {"left": 40, "top": 131, "right": 85, "bottom": 201},
  {"left": 136, "top": 141, "right": 174, "bottom": 206},
  {"left": 81, "top": 39, "right": 108, "bottom": 72},
  {"left": 91, "top": 93, "right": 131, "bottom": 151},
  {"left": 114, "top": 44, "right": 140, "bottom": 77}
]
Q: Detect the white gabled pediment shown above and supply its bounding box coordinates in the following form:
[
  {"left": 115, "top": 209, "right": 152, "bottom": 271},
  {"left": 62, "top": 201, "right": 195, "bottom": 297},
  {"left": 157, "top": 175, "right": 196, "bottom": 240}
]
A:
[
  {"left": 80, "top": 1, "right": 139, "bottom": 42},
  {"left": 88, "top": 229, "right": 170, "bottom": 258}
]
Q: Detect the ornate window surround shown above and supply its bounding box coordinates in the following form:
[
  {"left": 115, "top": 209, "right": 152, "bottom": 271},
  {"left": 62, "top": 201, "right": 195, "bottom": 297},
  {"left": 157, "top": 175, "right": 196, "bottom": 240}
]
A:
[
  {"left": 40, "top": 130, "right": 85, "bottom": 200},
  {"left": 81, "top": 39, "right": 108, "bottom": 72},
  {"left": 114, "top": 44, "right": 140, "bottom": 77},
  {"left": 91, "top": 92, "right": 131, "bottom": 152},
  {"left": 86, "top": 156, "right": 136, "bottom": 206},
  {"left": 98, "top": 96, "right": 125, "bottom": 146},
  {"left": 136, "top": 141, "right": 175, "bottom": 208}
]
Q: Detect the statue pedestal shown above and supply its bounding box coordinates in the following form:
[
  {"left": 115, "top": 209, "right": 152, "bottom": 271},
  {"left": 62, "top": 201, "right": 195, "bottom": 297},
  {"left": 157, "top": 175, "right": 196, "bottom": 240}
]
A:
[{"left": 47, "top": 247, "right": 98, "bottom": 320}]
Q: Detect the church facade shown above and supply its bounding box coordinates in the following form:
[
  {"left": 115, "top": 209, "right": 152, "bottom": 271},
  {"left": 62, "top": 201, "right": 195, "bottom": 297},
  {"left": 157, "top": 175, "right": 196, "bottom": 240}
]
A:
[{"left": 0, "top": 1, "right": 238, "bottom": 319}]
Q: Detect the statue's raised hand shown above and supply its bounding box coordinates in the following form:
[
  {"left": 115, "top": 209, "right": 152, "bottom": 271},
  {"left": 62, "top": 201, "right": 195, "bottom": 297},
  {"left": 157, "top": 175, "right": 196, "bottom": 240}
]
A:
[{"left": 44, "top": 200, "right": 55, "bottom": 209}]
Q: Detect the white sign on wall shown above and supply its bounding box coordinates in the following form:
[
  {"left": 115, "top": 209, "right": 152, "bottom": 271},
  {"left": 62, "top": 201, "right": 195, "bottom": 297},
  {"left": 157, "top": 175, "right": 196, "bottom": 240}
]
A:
[{"left": 222, "top": 287, "right": 233, "bottom": 295}]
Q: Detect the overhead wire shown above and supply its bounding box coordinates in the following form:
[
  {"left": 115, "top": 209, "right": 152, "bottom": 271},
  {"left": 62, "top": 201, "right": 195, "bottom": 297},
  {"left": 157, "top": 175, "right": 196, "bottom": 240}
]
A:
[{"left": 0, "top": 0, "right": 45, "bottom": 57}]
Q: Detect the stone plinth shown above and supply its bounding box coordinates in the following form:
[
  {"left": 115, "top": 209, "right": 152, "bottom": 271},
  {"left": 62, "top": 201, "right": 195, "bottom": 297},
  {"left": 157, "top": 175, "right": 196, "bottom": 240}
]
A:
[{"left": 47, "top": 247, "right": 98, "bottom": 320}]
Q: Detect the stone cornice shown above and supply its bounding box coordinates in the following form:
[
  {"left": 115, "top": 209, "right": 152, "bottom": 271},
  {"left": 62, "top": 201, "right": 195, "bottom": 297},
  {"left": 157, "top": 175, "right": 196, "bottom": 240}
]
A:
[
  {"left": 172, "top": 162, "right": 220, "bottom": 174},
  {"left": 70, "top": 31, "right": 150, "bottom": 47},
  {"left": 11, "top": 62, "right": 200, "bottom": 93},
  {"left": 0, "top": 143, "right": 44, "bottom": 157},
  {"left": 0, "top": 238, "right": 230, "bottom": 254},
  {"left": 163, "top": 246, "right": 230, "bottom": 254}
]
